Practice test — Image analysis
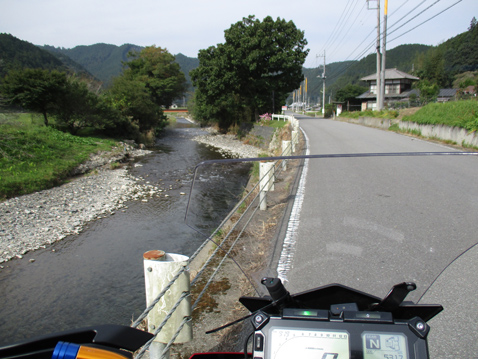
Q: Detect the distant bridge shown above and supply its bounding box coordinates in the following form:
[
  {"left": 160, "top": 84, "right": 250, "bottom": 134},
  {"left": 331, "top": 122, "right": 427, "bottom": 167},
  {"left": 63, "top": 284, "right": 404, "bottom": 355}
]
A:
[{"left": 164, "top": 109, "right": 188, "bottom": 113}]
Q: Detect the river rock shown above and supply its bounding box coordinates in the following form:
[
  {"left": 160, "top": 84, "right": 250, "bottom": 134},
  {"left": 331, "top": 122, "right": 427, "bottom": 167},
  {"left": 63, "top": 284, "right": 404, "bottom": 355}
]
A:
[{"left": 0, "top": 149, "right": 156, "bottom": 264}]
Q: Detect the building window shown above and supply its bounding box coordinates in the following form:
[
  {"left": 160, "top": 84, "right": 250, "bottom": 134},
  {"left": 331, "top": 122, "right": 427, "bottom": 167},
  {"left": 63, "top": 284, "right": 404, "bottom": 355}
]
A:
[
  {"left": 385, "top": 84, "right": 400, "bottom": 94},
  {"left": 370, "top": 85, "right": 377, "bottom": 94}
]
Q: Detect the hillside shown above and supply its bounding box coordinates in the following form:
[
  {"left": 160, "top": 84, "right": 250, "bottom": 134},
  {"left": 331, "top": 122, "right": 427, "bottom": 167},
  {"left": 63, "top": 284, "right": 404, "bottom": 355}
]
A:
[
  {"left": 0, "top": 34, "right": 83, "bottom": 78},
  {"left": 41, "top": 43, "right": 142, "bottom": 87},
  {"left": 0, "top": 33, "right": 99, "bottom": 84},
  {"left": 301, "top": 61, "right": 355, "bottom": 104},
  {"left": 42, "top": 44, "right": 199, "bottom": 90},
  {"left": 440, "top": 22, "right": 478, "bottom": 74},
  {"left": 174, "top": 53, "right": 199, "bottom": 91}
]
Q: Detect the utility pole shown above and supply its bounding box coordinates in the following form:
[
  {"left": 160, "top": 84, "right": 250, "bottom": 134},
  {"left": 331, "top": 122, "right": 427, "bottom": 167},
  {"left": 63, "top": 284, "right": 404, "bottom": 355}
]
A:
[
  {"left": 380, "top": 0, "right": 388, "bottom": 110},
  {"left": 368, "top": 0, "right": 381, "bottom": 110},
  {"left": 317, "top": 50, "right": 326, "bottom": 116}
]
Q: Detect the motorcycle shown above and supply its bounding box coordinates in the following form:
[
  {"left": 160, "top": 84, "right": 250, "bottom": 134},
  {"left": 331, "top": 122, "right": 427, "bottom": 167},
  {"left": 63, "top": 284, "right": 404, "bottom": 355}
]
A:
[{"left": 1, "top": 152, "right": 477, "bottom": 359}]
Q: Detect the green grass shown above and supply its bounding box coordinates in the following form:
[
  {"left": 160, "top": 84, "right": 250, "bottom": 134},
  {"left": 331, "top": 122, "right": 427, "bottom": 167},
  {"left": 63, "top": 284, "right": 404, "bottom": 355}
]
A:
[
  {"left": 340, "top": 109, "right": 399, "bottom": 119},
  {"left": 257, "top": 119, "right": 288, "bottom": 129},
  {"left": 401, "top": 100, "right": 478, "bottom": 132},
  {"left": 165, "top": 113, "right": 177, "bottom": 124},
  {"left": 0, "top": 113, "right": 118, "bottom": 199}
]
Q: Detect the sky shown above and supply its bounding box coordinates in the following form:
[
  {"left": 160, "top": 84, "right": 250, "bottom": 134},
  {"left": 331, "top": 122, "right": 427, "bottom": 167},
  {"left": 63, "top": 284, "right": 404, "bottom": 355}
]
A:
[{"left": 1, "top": 0, "right": 476, "bottom": 68}]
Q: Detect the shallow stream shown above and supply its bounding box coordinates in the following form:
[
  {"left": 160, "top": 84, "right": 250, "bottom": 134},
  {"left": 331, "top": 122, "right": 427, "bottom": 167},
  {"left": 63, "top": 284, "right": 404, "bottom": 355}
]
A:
[{"left": 0, "top": 119, "right": 250, "bottom": 345}]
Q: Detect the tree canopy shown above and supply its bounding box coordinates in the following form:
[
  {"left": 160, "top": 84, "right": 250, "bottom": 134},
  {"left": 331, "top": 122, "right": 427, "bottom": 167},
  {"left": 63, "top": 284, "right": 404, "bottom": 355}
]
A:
[
  {"left": 191, "top": 15, "right": 309, "bottom": 129},
  {"left": 125, "top": 46, "right": 187, "bottom": 108},
  {"left": 335, "top": 84, "right": 367, "bottom": 104},
  {"left": 107, "top": 46, "right": 187, "bottom": 137},
  {"left": 1, "top": 46, "right": 187, "bottom": 143},
  {"left": 1, "top": 68, "right": 68, "bottom": 126}
]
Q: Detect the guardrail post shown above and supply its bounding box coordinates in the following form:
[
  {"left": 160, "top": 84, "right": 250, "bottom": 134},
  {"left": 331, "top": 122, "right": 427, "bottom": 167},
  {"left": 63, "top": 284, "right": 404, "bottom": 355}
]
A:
[
  {"left": 259, "top": 162, "right": 274, "bottom": 210},
  {"left": 282, "top": 140, "right": 291, "bottom": 171},
  {"left": 143, "top": 250, "right": 192, "bottom": 359},
  {"left": 291, "top": 130, "right": 298, "bottom": 153}
]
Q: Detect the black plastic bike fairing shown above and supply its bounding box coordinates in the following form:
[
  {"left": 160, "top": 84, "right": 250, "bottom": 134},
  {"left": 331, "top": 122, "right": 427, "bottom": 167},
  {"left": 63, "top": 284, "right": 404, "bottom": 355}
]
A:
[{"left": 239, "top": 282, "right": 443, "bottom": 322}]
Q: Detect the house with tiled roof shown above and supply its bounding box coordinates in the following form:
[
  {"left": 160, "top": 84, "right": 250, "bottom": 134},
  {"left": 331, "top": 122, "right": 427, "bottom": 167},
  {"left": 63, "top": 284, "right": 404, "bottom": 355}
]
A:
[
  {"left": 357, "top": 68, "right": 420, "bottom": 110},
  {"left": 437, "top": 89, "right": 458, "bottom": 102}
]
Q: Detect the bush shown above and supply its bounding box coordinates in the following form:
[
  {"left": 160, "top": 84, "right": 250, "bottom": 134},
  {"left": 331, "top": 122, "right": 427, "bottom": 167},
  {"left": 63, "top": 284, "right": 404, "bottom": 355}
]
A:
[{"left": 324, "top": 104, "right": 334, "bottom": 118}]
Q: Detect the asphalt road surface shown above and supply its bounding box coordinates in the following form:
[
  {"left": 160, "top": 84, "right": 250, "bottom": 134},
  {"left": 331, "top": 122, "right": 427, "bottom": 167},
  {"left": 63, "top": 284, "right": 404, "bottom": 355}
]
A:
[{"left": 279, "top": 112, "right": 478, "bottom": 358}]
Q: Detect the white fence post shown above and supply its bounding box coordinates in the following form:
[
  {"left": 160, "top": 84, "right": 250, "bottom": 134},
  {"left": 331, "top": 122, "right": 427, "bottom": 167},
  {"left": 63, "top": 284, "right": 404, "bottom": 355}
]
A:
[
  {"left": 143, "top": 250, "right": 192, "bottom": 359},
  {"left": 282, "top": 140, "right": 291, "bottom": 171},
  {"left": 259, "top": 162, "right": 274, "bottom": 210},
  {"left": 291, "top": 130, "right": 298, "bottom": 153}
]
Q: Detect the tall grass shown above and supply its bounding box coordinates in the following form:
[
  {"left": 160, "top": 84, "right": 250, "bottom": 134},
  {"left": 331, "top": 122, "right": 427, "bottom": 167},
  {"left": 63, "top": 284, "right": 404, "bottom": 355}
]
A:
[{"left": 0, "top": 113, "right": 118, "bottom": 199}]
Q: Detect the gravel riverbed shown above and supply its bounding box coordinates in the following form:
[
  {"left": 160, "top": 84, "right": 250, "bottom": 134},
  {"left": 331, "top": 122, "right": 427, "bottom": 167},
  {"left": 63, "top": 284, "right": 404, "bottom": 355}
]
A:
[
  {"left": 0, "top": 131, "right": 263, "bottom": 265},
  {"left": 193, "top": 129, "right": 263, "bottom": 158}
]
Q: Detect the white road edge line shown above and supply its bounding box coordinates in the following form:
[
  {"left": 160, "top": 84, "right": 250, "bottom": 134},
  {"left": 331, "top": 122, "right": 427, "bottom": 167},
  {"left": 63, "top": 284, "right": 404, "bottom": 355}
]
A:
[{"left": 276, "top": 125, "right": 310, "bottom": 283}]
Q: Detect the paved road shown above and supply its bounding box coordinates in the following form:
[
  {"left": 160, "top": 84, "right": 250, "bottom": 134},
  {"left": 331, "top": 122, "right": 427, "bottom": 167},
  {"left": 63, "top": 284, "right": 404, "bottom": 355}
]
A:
[{"left": 278, "top": 113, "right": 478, "bottom": 357}]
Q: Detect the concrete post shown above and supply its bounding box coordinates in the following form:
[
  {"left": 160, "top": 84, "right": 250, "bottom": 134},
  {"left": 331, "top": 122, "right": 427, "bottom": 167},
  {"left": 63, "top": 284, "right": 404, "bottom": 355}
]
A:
[
  {"left": 291, "top": 130, "right": 298, "bottom": 153},
  {"left": 282, "top": 140, "right": 291, "bottom": 171},
  {"left": 143, "top": 250, "right": 192, "bottom": 359},
  {"left": 259, "top": 162, "right": 274, "bottom": 210}
]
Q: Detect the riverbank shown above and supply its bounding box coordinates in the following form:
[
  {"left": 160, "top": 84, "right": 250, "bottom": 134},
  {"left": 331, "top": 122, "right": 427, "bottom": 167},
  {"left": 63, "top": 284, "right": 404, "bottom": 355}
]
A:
[
  {"left": 0, "top": 146, "right": 154, "bottom": 265},
  {"left": 0, "top": 129, "right": 266, "bottom": 266},
  {"left": 193, "top": 128, "right": 263, "bottom": 158}
]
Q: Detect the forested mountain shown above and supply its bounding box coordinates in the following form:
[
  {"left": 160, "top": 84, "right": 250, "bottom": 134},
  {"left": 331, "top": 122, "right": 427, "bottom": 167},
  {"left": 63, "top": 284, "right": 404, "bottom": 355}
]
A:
[
  {"left": 0, "top": 33, "right": 61, "bottom": 76},
  {"left": 174, "top": 53, "right": 199, "bottom": 91},
  {"left": 42, "top": 44, "right": 199, "bottom": 90},
  {"left": 0, "top": 33, "right": 93, "bottom": 79},
  {"left": 41, "top": 43, "right": 142, "bottom": 87},
  {"left": 3, "top": 20, "right": 475, "bottom": 105},
  {"left": 301, "top": 61, "right": 355, "bottom": 104},
  {"left": 440, "top": 21, "right": 478, "bottom": 74}
]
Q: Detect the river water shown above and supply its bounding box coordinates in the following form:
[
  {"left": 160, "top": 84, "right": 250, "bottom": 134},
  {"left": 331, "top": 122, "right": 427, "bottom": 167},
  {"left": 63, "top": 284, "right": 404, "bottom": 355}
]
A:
[{"left": 0, "top": 119, "right": 250, "bottom": 346}]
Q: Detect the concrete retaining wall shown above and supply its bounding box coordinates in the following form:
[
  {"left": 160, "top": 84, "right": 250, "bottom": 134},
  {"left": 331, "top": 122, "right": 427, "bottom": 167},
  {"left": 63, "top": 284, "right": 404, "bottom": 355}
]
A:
[
  {"left": 338, "top": 116, "right": 478, "bottom": 148},
  {"left": 338, "top": 116, "right": 395, "bottom": 130},
  {"left": 398, "top": 121, "right": 478, "bottom": 148}
]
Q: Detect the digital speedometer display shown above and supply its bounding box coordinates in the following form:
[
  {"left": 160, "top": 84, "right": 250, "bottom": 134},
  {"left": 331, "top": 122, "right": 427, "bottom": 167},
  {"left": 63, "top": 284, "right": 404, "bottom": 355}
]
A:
[{"left": 270, "top": 328, "right": 350, "bottom": 359}]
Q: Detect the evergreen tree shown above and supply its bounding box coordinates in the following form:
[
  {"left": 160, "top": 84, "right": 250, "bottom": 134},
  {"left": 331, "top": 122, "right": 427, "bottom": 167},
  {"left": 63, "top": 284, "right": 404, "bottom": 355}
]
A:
[
  {"left": 1, "top": 69, "right": 67, "bottom": 126},
  {"left": 469, "top": 17, "right": 477, "bottom": 32},
  {"left": 191, "top": 15, "right": 308, "bottom": 129}
]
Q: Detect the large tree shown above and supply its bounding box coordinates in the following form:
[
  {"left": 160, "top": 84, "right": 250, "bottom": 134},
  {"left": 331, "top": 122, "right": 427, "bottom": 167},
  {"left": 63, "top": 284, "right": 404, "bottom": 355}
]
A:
[
  {"left": 54, "top": 78, "right": 118, "bottom": 134},
  {"left": 1, "top": 69, "right": 67, "bottom": 126},
  {"left": 335, "top": 84, "right": 367, "bottom": 105},
  {"left": 191, "top": 15, "right": 309, "bottom": 128},
  {"left": 108, "top": 46, "right": 187, "bottom": 135},
  {"left": 125, "top": 46, "right": 187, "bottom": 108}
]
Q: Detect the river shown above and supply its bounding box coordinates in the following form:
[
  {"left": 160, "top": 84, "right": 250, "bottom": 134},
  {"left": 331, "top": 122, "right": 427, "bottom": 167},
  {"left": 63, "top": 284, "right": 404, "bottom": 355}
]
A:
[{"left": 0, "top": 118, "right": 250, "bottom": 346}]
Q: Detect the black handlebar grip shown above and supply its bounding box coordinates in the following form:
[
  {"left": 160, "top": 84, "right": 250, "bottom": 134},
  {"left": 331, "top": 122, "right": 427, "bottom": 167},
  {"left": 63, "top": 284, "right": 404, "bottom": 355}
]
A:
[{"left": 261, "top": 277, "right": 289, "bottom": 301}]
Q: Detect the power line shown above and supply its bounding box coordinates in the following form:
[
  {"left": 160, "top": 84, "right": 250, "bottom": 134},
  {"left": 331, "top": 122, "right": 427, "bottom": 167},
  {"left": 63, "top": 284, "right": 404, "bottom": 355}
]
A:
[
  {"left": 387, "top": 0, "right": 428, "bottom": 32},
  {"left": 306, "top": 0, "right": 464, "bottom": 98},
  {"left": 327, "top": 1, "right": 368, "bottom": 62},
  {"left": 326, "top": 0, "right": 362, "bottom": 58},
  {"left": 389, "top": 0, "right": 463, "bottom": 43},
  {"left": 318, "top": 0, "right": 358, "bottom": 55},
  {"left": 388, "top": 0, "right": 442, "bottom": 37},
  {"left": 388, "top": 0, "right": 410, "bottom": 18}
]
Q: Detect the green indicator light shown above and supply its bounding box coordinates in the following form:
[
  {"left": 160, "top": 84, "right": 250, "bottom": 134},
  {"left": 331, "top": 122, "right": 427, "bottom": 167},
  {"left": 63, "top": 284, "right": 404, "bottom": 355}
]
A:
[{"left": 297, "top": 310, "right": 316, "bottom": 316}]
